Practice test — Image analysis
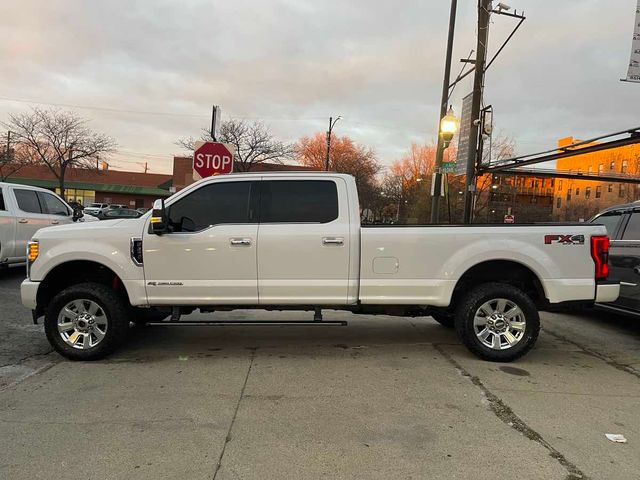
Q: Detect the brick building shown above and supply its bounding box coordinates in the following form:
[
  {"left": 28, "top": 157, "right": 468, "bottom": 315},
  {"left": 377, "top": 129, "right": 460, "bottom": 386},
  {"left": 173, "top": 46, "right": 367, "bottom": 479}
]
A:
[
  {"left": 4, "top": 157, "right": 318, "bottom": 209},
  {"left": 552, "top": 136, "right": 640, "bottom": 221}
]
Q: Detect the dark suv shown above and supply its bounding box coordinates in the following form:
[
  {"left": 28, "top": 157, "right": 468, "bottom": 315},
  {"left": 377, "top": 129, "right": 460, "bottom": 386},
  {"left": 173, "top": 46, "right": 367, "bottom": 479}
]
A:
[{"left": 590, "top": 202, "right": 640, "bottom": 315}]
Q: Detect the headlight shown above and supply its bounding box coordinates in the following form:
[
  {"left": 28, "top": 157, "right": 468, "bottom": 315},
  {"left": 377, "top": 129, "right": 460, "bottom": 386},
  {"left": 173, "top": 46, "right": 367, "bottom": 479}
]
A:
[
  {"left": 27, "top": 241, "right": 39, "bottom": 279},
  {"left": 28, "top": 241, "right": 39, "bottom": 263}
]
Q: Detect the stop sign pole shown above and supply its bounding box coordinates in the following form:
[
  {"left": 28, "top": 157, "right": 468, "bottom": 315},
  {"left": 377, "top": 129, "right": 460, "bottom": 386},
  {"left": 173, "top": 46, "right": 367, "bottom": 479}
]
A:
[{"left": 193, "top": 141, "right": 235, "bottom": 180}]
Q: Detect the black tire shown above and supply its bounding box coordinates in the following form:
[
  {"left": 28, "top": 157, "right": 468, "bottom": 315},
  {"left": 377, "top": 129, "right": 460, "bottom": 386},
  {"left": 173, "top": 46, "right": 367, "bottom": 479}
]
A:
[
  {"left": 44, "top": 282, "right": 130, "bottom": 361},
  {"left": 454, "top": 282, "right": 540, "bottom": 362},
  {"left": 431, "top": 312, "right": 455, "bottom": 328},
  {"left": 129, "top": 307, "right": 170, "bottom": 326}
]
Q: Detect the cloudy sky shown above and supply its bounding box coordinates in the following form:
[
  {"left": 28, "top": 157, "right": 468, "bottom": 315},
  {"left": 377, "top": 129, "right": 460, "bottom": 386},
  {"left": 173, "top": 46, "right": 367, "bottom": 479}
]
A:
[{"left": 0, "top": 0, "right": 638, "bottom": 174}]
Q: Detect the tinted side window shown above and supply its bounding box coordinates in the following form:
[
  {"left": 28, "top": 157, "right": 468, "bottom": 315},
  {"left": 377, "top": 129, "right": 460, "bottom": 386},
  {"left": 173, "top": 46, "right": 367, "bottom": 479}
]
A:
[
  {"left": 0, "top": 189, "right": 5, "bottom": 211},
  {"left": 622, "top": 213, "right": 640, "bottom": 240},
  {"left": 167, "top": 181, "right": 254, "bottom": 233},
  {"left": 260, "top": 180, "right": 338, "bottom": 223},
  {"left": 38, "top": 192, "right": 69, "bottom": 216},
  {"left": 593, "top": 212, "right": 622, "bottom": 238},
  {"left": 14, "top": 189, "right": 43, "bottom": 214}
]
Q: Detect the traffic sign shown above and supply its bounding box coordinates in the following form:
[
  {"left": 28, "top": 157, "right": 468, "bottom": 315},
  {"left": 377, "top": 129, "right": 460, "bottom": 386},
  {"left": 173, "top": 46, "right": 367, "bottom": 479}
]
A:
[
  {"left": 504, "top": 214, "right": 515, "bottom": 224},
  {"left": 193, "top": 141, "right": 234, "bottom": 180},
  {"left": 440, "top": 162, "right": 457, "bottom": 173}
]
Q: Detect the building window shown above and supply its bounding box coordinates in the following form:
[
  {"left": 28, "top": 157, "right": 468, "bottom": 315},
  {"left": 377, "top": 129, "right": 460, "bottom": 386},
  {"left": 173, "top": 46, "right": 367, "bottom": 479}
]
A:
[
  {"left": 54, "top": 188, "right": 96, "bottom": 206},
  {"left": 598, "top": 164, "right": 603, "bottom": 174},
  {"left": 585, "top": 186, "right": 591, "bottom": 199},
  {"left": 619, "top": 184, "right": 626, "bottom": 198},
  {"left": 588, "top": 166, "right": 593, "bottom": 174},
  {"left": 610, "top": 160, "right": 616, "bottom": 170},
  {"left": 575, "top": 187, "right": 580, "bottom": 196},
  {"left": 530, "top": 180, "right": 535, "bottom": 188},
  {"left": 608, "top": 184, "right": 613, "bottom": 193},
  {"left": 567, "top": 188, "right": 572, "bottom": 201},
  {"left": 558, "top": 180, "right": 563, "bottom": 191},
  {"left": 557, "top": 198, "right": 561, "bottom": 209},
  {"left": 622, "top": 160, "right": 628, "bottom": 174},
  {"left": 596, "top": 186, "right": 602, "bottom": 198}
]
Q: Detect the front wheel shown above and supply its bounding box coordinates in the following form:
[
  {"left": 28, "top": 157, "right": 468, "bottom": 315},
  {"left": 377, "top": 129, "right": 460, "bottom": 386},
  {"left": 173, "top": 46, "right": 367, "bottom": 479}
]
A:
[
  {"left": 455, "top": 282, "right": 540, "bottom": 362},
  {"left": 44, "top": 282, "right": 130, "bottom": 360}
]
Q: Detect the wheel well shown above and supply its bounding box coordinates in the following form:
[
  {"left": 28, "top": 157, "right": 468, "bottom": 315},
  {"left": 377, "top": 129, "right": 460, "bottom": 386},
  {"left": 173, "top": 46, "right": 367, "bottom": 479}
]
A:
[
  {"left": 451, "top": 260, "right": 546, "bottom": 308},
  {"left": 36, "top": 261, "right": 130, "bottom": 314}
]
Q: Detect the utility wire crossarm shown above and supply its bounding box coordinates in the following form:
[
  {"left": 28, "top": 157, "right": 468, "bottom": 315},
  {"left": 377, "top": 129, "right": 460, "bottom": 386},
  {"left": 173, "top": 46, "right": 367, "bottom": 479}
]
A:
[{"left": 479, "top": 127, "right": 640, "bottom": 173}]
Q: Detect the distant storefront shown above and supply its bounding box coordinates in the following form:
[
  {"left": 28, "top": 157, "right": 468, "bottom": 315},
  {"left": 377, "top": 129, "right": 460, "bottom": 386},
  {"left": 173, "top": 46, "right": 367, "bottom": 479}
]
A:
[{"left": 4, "top": 157, "right": 318, "bottom": 208}]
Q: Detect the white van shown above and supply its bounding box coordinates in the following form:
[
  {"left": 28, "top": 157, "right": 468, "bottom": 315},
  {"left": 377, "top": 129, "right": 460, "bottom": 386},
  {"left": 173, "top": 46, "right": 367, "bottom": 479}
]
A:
[{"left": 0, "top": 182, "right": 95, "bottom": 266}]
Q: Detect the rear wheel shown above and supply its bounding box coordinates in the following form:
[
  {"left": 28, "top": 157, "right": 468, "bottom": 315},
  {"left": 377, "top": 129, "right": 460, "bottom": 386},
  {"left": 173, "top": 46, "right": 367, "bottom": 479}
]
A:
[
  {"left": 455, "top": 282, "right": 540, "bottom": 362},
  {"left": 44, "top": 282, "right": 129, "bottom": 360}
]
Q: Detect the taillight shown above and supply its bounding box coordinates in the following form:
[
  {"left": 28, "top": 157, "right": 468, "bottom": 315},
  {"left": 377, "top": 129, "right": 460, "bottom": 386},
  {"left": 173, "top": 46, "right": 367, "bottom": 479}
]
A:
[{"left": 590, "top": 235, "right": 609, "bottom": 280}]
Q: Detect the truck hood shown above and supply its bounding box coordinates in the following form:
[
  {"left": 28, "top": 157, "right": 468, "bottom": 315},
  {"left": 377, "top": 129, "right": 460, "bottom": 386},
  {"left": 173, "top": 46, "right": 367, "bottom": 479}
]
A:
[{"left": 33, "top": 217, "right": 146, "bottom": 240}]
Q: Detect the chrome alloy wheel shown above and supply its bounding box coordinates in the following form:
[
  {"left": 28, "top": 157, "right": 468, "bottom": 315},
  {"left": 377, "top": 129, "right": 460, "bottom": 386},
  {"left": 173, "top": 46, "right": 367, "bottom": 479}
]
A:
[
  {"left": 473, "top": 298, "right": 526, "bottom": 350},
  {"left": 57, "top": 299, "right": 108, "bottom": 350}
]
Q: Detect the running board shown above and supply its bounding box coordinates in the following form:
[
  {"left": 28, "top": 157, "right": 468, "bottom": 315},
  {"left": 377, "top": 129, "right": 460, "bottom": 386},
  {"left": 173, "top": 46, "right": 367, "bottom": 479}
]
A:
[{"left": 147, "top": 320, "right": 348, "bottom": 326}]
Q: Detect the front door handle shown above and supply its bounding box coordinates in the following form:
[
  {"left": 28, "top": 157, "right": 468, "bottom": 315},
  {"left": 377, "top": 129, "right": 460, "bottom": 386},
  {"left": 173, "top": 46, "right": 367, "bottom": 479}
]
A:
[
  {"left": 322, "top": 237, "right": 344, "bottom": 246},
  {"left": 51, "top": 220, "right": 60, "bottom": 225},
  {"left": 230, "top": 238, "right": 252, "bottom": 246},
  {"left": 18, "top": 218, "right": 28, "bottom": 224}
]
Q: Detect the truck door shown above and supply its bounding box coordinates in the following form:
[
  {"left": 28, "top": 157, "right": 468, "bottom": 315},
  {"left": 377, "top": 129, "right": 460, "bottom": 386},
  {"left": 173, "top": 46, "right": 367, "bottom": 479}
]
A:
[
  {"left": 142, "top": 180, "right": 259, "bottom": 305},
  {"left": 11, "top": 188, "right": 51, "bottom": 258},
  {"left": 36, "top": 191, "right": 75, "bottom": 226},
  {"left": 257, "top": 178, "right": 351, "bottom": 304},
  {"left": 610, "top": 210, "right": 640, "bottom": 311},
  {"left": 0, "top": 186, "right": 17, "bottom": 260}
]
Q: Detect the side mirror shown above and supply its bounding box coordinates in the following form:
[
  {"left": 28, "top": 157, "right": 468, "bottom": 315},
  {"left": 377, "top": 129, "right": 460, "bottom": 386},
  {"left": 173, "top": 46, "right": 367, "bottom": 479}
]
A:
[
  {"left": 72, "top": 208, "right": 84, "bottom": 222},
  {"left": 149, "top": 199, "right": 168, "bottom": 234}
]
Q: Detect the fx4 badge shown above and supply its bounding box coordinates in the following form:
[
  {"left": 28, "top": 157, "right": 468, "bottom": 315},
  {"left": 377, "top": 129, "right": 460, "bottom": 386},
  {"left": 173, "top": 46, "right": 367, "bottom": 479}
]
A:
[
  {"left": 544, "top": 234, "right": 585, "bottom": 245},
  {"left": 147, "top": 281, "right": 184, "bottom": 286}
]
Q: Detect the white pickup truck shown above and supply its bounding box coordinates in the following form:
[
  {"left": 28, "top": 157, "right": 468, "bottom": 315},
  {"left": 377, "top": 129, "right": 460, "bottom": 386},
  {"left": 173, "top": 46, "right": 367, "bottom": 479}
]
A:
[
  {"left": 0, "top": 182, "right": 89, "bottom": 267},
  {"left": 21, "top": 172, "right": 619, "bottom": 362}
]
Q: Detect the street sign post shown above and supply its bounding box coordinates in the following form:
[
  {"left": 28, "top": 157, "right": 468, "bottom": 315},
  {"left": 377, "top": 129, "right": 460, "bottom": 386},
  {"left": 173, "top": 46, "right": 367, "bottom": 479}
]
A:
[{"left": 193, "top": 141, "right": 234, "bottom": 180}]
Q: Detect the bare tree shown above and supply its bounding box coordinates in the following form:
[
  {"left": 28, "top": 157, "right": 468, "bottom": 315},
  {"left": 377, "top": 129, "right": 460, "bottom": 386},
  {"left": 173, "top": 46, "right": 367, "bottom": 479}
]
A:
[
  {"left": 0, "top": 141, "right": 35, "bottom": 181},
  {"left": 3, "top": 108, "right": 117, "bottom": 197},
  {"left": 177, "top": 119, "right": 292, "bottom": 172}
]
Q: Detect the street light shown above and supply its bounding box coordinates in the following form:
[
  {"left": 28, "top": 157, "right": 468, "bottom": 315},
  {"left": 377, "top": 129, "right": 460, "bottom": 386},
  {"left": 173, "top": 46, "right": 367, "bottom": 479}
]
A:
[
  {"left": 325, "top": 116, "right": 341, "bottom": 171},
  {"left": 440, "top": 106, "right": 459, "bottom": 147}
]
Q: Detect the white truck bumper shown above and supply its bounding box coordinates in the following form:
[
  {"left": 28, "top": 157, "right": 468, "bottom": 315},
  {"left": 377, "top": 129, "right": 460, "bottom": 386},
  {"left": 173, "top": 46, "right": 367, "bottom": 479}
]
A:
[
  {"left": 21, "top": 280, "right": 39, "bottom": 310},
  {"left": 595, "top": 281, "right": 620, "bottom": 303}
]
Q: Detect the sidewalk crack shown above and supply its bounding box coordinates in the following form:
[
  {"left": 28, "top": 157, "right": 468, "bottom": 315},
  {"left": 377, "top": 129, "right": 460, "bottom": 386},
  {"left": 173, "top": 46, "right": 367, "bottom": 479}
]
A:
[
  {"left": 212, "top": 348, "right": 255, "bottom": 479},
  {"left": 434, "top": 344, "right": 587, "bottom": 480},
  {"left": 543, "top": 328, "right": 640, "bottom": 380}
]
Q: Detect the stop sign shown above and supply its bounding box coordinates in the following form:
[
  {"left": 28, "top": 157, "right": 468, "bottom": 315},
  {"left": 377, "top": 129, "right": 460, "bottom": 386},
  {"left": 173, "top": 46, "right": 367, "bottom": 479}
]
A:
[
  {"left": 193, "top": 141, "right": 234, "bottom": 180},
  {"left": 504, "top": 214, "right": 515, "bottom": 224}
]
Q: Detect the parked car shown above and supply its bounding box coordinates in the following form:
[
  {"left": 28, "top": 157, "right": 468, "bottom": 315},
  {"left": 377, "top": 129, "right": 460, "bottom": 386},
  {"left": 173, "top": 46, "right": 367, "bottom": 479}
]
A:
[
  {"left": 135, "top": 207, "right": 148, "bottom": 215},
  {"left": 22, "top": 173, "right": 618, "bottom": 361},
  {"left": 99, "top": 208, "right": 142, "bottom": 220},
  {"left": 83, "top": 203, "right": 109, "bottom": 216},
  {"left": 590, "top": 201, "right": 640, "bottom": 315},
  {"left": 0, "top": 182, "right": 94, "bottom": 266}
]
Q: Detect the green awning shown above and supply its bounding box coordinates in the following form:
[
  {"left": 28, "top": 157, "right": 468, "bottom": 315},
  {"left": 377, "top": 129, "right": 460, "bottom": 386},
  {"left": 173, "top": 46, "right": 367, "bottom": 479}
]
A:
[{"left": 5, "top": 177, "right": 172, "bottom": 197}]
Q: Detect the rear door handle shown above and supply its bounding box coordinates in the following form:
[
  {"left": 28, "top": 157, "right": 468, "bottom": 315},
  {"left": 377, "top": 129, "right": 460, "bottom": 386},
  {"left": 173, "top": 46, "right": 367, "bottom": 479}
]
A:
[
  {"left": 322, "top": 237, "right": 344, "bottom": 246},
  {"left": 51, "top": 220, "right": 60, "bottom": 225},
  {"left": 230, "top": 238, "right": 252, "bottom": 246},
  {"left": 18, "top": 218, "right": 28, "bottom": 224}
]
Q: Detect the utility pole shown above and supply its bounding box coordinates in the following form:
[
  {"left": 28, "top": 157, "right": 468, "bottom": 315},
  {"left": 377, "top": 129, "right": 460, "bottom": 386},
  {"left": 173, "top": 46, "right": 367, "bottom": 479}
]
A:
[
  {"left": 430, "top": 0, "right": 458, "bottom": 224},
  {"left": 462, "top": 0, "right": 491, "bottom": 224},
  {"left": 325, "top": 116, "right": 341, "bottom": 171},
  {"left": 211, "top": 105, "right": 221, "bottom": 142},
  {"left": 3, "top": 131, "right": 10, "bottom": 163}
]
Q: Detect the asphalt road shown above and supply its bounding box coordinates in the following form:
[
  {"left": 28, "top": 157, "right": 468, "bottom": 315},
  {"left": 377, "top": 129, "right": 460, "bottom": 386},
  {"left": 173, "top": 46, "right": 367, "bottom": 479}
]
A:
[{"left": 1, "top": 266, "right": 639, "bottom": 479}]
